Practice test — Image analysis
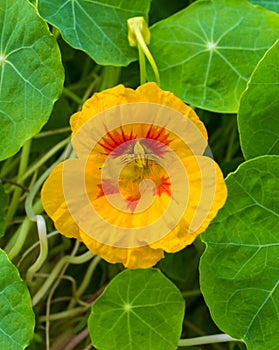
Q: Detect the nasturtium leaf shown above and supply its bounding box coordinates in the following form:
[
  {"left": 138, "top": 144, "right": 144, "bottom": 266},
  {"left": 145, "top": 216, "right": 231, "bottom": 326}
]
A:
[
  {"left": 88, "top": 268, "right": 185, "bottom": 350},
  {"left": 249, "top": 0, "right": 279, "bottom": 13},
  {"left": 0, "top": 0, "right": 64, "bottom": 161},
  {"left": 149, "top": 0, "right": 279, "bottom": 113},
  {"left": 37, "top": 0, "right": 151, "bottom": 66},
  {"left": 238, "top": 40, "right": 279, "bottom": 160},
  {"left": 0, "top": 183, "right": 8, "bottom": 236},
  {"left": 200, "top": 156, "right": 279, "bottom": 350},
  {"left": 0, "top": 249, "right": 35, "bottom": 349}
]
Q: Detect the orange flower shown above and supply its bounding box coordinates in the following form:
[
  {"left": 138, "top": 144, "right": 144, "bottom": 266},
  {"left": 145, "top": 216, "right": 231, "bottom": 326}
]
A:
[{"left": 41, "top": 83, "right": 227, "bottom": 268}]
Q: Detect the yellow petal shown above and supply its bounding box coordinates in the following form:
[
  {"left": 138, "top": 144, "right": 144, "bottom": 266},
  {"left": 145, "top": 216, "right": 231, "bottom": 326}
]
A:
[
  {"left": 41, "top": 162, "right": 81, "bottom": 240},
  {"left": 80, "top": 230, "right": 164, "bottom": 268},
  {"left": 150, "top": 155, "right": 227, "bottom": 252}
]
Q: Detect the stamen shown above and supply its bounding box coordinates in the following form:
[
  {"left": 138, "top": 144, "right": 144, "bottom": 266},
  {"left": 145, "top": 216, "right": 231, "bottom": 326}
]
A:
[{"left": 134, "top": 140, "right": 146, "bottom": 168}]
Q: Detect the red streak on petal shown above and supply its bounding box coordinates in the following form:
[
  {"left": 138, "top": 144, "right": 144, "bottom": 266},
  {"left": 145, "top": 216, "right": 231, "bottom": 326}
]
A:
[
  {"left": 98, "top": 126, "right": 135, "bottom": 156},
  {"left": 156, "top": 176, "right": 171, "bottom": 197}
]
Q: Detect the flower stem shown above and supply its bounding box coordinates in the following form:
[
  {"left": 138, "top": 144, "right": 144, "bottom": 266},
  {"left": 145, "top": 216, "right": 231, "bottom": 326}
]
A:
[
  {"left": 127, "top": 17, "right": 160, "bottom": 85},
  {"left": 138, "top": 44, "right": 146, "bottom": 84},
  {"left": 178, "top": 334, "right": 242, "bottom": 347},
  {"left": 134, "top": 27, "right": 160, "bottom": 85}
]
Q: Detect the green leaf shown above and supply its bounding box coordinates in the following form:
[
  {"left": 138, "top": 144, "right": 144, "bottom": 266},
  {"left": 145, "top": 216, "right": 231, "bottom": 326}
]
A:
[
  {"left": 0, "top": 249, "right": 35, "bottom": 349},
  {"left": 0, "top": 0, "right": 64, "bottom": 161},
  {"left": 249, "top": 0, "right": 279, "bottom": 13},
  {"left": 238, "top": 40, "right": 279, "bottom": 159},
  {"left": 149, "top": 0, "right": 279, "bottom": 113},
  {"left": 88, "top": 268, "right": 185, "bottom": 350},
  {"left": 37, "top": 0, "right": 151, "bottom": 66},
  {"left": 0, "top": 183, "right": 8, "bottom": 236},
  {"left": 200, "top": 156, "right": 279, "bottom": 350}
]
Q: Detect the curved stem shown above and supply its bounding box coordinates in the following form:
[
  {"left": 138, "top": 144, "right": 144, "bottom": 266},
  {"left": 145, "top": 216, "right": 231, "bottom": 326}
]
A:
[
  {"left": 134, "top": 27, "right": 160, "bottom": 85},
  {"left": 17, "top": 231, "right": 58, "bottom": 268},
  {"left": 6, "top": 200, "right": 42, "bottom": 260},
  {"left": 26, "top": 215, "right": 48, "bottom": 285},
  {"left": 32, "top": 250, "right": 94, "bottom": 306},
  {"left": 68, "top": 255, "right": 101, "bottom": 309},
  {"left": 63, "top": 87, "right": 84, "bottom": 105},
  {"left": 178, "top": 334, "right": 242, "bottom": 347},
  {"left": 17, "top": 137, "right": 69, "bottom": 183}
]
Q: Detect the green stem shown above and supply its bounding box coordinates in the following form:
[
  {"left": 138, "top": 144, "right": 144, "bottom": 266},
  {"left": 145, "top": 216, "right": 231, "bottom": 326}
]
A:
[
  {"left": 32, "top": 251, "right": 94, "bottom": 306},
  {"left": 17, "top": 137, "right": 69, "bottom": 183},
  {"left": 0, "top": 156, "right": 19, "bottom": 177},
  {"left": 33, "top": 127, "right": 71, "bottom": 139},
  {"left": 17, "top": 231, "right": 58, "bottom": 268},
  {"left": 26, "top": 215, "right": 48, "bottom": 285},
  {"left": 6, "top": 140, "right": 31, "bottom": 223},
  {"left": 138, "top": 44, "right": 146, "bottom": 84},
  {"left": 181, "top": 289, "right": 202, "bottom": 298},
  {"left": 63, "top": 87, "right": 84, "bottom": 105},
  {"left": 68, "top": 255, "right": 101, "bottom": 309},
  {"left": 178, "top": 334, "right": 241, "bottom": 347},
  {"left": 97, "top": 66, "right": 122, "bottom": 91},
  {"left": 6, "top": 200, "right": 42, "bottom": 260},
  {"left": 39, "top": 306, "right": 89, "bottom": 322},
  {"left": 134, "top": 27, "right": 160, "bottom": 84}
]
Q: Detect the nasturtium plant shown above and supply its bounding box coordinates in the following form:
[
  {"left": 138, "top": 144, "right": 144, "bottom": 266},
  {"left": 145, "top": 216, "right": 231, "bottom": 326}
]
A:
[
  {"left": 149, "top": 0, "right": 279, "bottom": 112},
  {"left": 0, "top": 0, "right": 278, "bottom": 349},
  {"left": 88, "top": 269, "right": 185, "bottom": 350},
  {"left": 200, "top": 156, "right": 279, "bottom": 350},
  {"left": 0, "top": 184, "right": 8, "bottom": 236},
  {"left": 37, "top": 0, "right": 152, "bottom": 66},
  {"left": 238, "top": 39, "right": 279, "bottom": 159},
  {"left": 0, "top": 0, "right": 64, "bottom": 160},
  {"left": 0, "top": 249, "right": 35, "bottom": 349}
]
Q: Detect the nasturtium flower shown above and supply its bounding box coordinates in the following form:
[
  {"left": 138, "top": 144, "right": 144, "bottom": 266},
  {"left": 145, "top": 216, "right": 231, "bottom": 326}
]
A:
[{"left": 41, "top": 83, "right": 227, "bottom": 268}]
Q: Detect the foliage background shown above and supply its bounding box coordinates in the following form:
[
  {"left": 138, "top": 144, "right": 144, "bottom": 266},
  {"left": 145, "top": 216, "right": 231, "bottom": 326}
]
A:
[{"left": 0, "top": 0, "right": 278, "bottom": 349}]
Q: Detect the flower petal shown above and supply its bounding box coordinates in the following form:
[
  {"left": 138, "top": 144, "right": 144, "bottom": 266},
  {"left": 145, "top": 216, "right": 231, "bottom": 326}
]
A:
[
  {"left": 41, "top": 162, "right": 81, "bottom": 239},
  {"left": 150, "top": 155, "right": 227, "bottom": 252},
  {"left": 80, "top": 230, "right": 164, "bottom": 268}
]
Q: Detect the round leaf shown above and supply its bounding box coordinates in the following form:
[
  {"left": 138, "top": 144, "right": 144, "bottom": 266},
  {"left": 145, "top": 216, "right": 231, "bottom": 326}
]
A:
[
  {"left": 149, "top": 0, "right": 279, "bottom": 112},
  {"left": 0, "top": 249, "right": 35, "bottom": 349},
  {"left": 0, "top": 0, "right": 64, "bottom": 160},
  {"left": 200, "top": 156, "right": 279, "bottom": 350},
  {"left": 37, "top": 0, "right": 151, "bottom": 66},
  {"left": 238, "top": 40, "right": 279, "bottom": 159},
  {"left": 88, "top": 268, "right": 185, "bottom": 350}
]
